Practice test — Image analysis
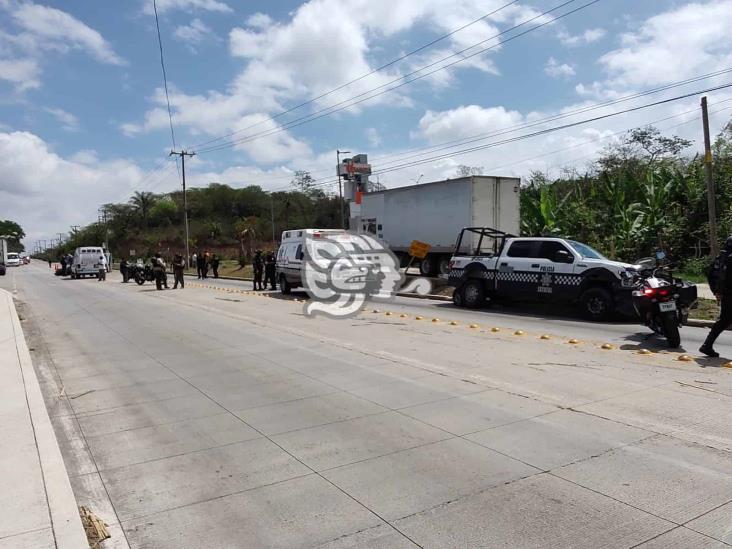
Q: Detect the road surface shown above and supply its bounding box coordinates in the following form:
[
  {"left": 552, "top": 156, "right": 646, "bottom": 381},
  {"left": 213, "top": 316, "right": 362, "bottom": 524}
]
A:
[{"left": 2, "top": 263, "right": 731, "bottom": 548}]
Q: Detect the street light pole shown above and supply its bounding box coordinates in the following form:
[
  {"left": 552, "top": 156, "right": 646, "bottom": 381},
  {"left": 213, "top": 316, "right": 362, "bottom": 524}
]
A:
[
  {"left": 336, "top": 149, "right": 351, "bottom": 230},
  {"left": 701, "top": 97, "right": 719, "bottom": 257}
]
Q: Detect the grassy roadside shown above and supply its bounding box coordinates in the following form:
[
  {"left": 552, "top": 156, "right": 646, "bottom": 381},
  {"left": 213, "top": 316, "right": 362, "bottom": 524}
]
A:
[
  {"left": 690, "top": 298, "right": 718, "bottom": 321},
  {"left": 184, "top": 259, "right": 253, "bottom": 279}
]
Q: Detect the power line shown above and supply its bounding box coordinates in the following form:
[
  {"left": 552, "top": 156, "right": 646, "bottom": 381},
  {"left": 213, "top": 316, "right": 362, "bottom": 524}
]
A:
[
  {"left": 207, "top": 67, "right": 732, "bottom": 187},
  {"left": 267, "top": 83, "right": 732, "bottom": 192},
  {"left": 152, "top": 0, "right": 177, "bottom": 150},
  {"left": 196, "top": 0, "right": 598, "bottom": 155},
  {"left": 192, "top": 0, "right": 523, "bottom": 149}
]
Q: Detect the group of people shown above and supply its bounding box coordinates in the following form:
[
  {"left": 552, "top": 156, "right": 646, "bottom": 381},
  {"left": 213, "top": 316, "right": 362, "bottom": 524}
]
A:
[
  {"left": 191, "top": 251, "right": 220, "bottom": 279},
  {"left": 252, "top": 250, "right": 276, "bottom": 291}
]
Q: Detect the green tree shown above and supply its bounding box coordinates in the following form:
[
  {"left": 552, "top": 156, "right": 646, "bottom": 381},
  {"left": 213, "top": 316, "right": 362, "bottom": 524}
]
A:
[
  {"left": 0, "top": 219, "right": 25, "bottom": 252},
  {"left": 129, "top": 191, "right": 157, "bottom": 228}
]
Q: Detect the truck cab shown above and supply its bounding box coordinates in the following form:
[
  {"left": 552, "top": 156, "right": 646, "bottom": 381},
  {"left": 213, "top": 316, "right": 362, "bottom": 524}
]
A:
[{"left": 448, "top": 228, "right": 638, "bottom": 320}]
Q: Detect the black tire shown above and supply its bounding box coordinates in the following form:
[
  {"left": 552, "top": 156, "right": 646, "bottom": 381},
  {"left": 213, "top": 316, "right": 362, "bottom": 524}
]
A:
[
  {"left": 419, "top": 255, "right": 437, "bottom": 277},
  {"left": 660, "top": 312, "right": 681, "bottom": 348},
  {"left": 463, "top": 279, "right": 486, "bottom": 309},
  {"left": 279, "top": 274, "right": 291, "bottom": 295},
  {"left": 438, "top": 257, "right": 450, "bottom": 276},
  {"left": 452, "top": 286, "right": 465, "bottom": 307},
  {"left": 135, "top": 275, "right": 145, "bottom": 285},
  {"left": 579, "top": 287, "right": 613, "bottom": 321}
]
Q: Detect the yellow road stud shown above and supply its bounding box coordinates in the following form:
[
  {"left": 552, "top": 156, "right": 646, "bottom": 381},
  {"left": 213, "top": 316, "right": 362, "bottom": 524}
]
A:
[
  {"left": 400, "top": 314, "right": 408, "bottom": 318},
  {"left": 677, "top": 354, "right": 693, "bottom": 362},
  {"left": 637, "top": 348, "right": 652, "bottom": 355},
  {"left": 514, "top": 330, "right": 525, "bottom": 336},
  {"left": 568, "top": 338, "right": 580, "bottom": 345},
  {"left": 491, "top": 327, "right": 501, "bottom": 333},
  {"left": 469, "top": 323, "right": 479, "bottom": 329},
  {"left": 372, "top": 309, "right": 379, "bottom": 313},
  {"left": 432, "top": 318, "right": 440, "bottom": 323},
  {"left": 722, "top": 362, "right": 732, "bottom": 368},
  {"left": 539, "top": 334, "right": 551, "bottom": 340},
  {"left": 415, "top": 316, "right": 424, "bottom": 320},
  {"left": 385, "top": 312, "right": 392, "bottom": 316},
  {"left": 450, "top": 321, "right": 459, "bottom": 326},
  {"left": 601, "top": 343, "right": 614, "bottom": 350}
]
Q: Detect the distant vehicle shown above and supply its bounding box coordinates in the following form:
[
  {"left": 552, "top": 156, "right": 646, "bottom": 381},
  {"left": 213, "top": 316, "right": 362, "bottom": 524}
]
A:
[
  {"left": 6, "top": 252, "right": 21, "bottom": 267},
  {"left": 70, "top": 247, "right": 106, "bottom": 279},
  {"left": 357, "top": 176, "right": 520, "bottom": 276},
  {"left": 448, "top": 228, "right": 647, "bottom": 320},
  {"left": 276, "top": 229, "right": 348, "bottom": 294}
]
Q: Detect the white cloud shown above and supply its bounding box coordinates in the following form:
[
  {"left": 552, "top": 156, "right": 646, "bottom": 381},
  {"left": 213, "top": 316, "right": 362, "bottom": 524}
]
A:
[
  {"left": 44, "top": 107, "right": 79, "bottom": 131},
  {"left": 0, "top": 57, "right": 40, "bottom": 90},
  {"left": 11, "top": 2, "right": 125, "bottom": 65},
  {"left": 415, "top": 105, "right": 524, "bottom": 144},
  {"left": 598, "top": 0, "right": 732, "bottom": 88},
  {"left": 246, "top": 12, "right": 273, "bottom": 29},
  {"left": 129, "top": 0, "right": 527, "bottom": 151},
  {"left": 558, "top": 27, "right": 606, "bottom": 47},
  {"left": 365, "top": 127, "right": 381, "bottom": 147},
  {"left": 545, "top": 57, "right": 575, "bottom": 78},
  {"left": 173, "top": 18, "right": 215, "bottom": 52},
  {"left": 142, "top": 0, "right": 231, "bottom": 14}
]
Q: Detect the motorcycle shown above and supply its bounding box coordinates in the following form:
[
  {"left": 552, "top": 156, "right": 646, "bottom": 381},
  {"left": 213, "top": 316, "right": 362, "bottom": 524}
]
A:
[
  {"left": 629, "top": 253, "right": 697, "bottom": 348},
  {"left": 133, "top": 263, "right": 156, "bottom": 285}
]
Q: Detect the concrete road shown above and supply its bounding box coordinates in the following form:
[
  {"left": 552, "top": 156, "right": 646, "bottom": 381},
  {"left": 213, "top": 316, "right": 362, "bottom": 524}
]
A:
[{"left": 2, "top": 263, "right": 731, "bottom": 548}]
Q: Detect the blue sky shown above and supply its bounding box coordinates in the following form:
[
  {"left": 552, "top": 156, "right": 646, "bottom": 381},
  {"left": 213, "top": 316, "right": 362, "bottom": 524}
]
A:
[{"left": 1, "top": 0, "right": 732, "bottom": 244}]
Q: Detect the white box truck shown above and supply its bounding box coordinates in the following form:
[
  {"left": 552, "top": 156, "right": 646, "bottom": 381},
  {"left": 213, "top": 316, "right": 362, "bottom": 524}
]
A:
[{"left": 355, "top": 175, "right": 520, "bottom": 276}]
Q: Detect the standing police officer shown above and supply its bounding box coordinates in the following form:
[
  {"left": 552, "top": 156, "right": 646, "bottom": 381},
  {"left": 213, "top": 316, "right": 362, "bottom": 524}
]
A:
[
  {"left": 264, "top": 251, "right": 276, "bottom": 290},
  {"left": 700, "top": 236, "right": 732, "bottom": 357},
  {"left": 252, "top": 250, "right": 264, "bottom": 291}
]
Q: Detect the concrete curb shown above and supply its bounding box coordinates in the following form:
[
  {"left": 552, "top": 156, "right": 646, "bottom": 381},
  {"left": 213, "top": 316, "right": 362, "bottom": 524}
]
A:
[{"left": 1, "top": 289, "right": 88, "bottom": 548}]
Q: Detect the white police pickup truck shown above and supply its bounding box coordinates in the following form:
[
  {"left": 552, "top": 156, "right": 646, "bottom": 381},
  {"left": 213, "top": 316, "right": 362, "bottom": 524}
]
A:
[{"left": 447, "top": 228, "right": 638, "bottom": 320}]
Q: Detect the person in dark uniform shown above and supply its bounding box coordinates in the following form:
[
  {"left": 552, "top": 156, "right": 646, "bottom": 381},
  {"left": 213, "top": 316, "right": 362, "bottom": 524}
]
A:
[
  {"left": 153, "top": 253, "right": 168, "bottom": 290},
  {"left": 264, "top": 251, "right": 276, "bottom": 290},
  {"left": 196, "top": 251, "right": 205, "bottom": 279},
  {"left": 172, "top": 254, "right": 185, "bottom": 289},
  {"left": 120, "top": 258, "right": 129, "bottom": 283},
  {"left": 252, "top": 250, "right": 264, "bottom": 290},
  {"left": 700, "top": 236, "right": 732, "bottom": 357},
  {"left": 60, "top": 255, "right": 67, "bottom": 275},
  {"left": 202, "top": 252, "right": 210, "bottom": 279},
  {"left": 211, "top": 254, "right": 220, "bottom": 278}
]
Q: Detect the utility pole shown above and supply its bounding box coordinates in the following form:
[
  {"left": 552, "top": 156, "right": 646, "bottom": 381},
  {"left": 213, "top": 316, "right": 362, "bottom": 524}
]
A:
[
  {"left": 701, "top": 96, "right": 718, "bottom": 257},
  {"left": 170, "top": 150, "right": 195, "bottom": 266},
  {"left": 336, "top": 149, "right": 351, "bottom": 229}
]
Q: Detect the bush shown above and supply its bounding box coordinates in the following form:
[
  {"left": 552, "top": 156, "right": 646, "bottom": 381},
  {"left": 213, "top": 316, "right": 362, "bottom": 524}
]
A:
[{"left": 681, "top": 256, "right": 711, "bottom": 277}]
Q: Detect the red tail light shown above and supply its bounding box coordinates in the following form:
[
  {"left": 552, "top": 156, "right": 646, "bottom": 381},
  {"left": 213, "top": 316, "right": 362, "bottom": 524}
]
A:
[
  {"left": 643, "top": 288, "right": 656, "bottom": 296},
  {"left": 658, "top": 288, "right": 670, "bottom": 297}
]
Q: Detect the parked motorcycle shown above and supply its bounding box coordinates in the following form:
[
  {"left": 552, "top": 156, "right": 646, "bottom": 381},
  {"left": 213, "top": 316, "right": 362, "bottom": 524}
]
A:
[
  {"left": 133, "top": 263, "right": 156, "bottom": 285},
  {"left": 629, "top": 254, "right": 697, "bottom": 348}
]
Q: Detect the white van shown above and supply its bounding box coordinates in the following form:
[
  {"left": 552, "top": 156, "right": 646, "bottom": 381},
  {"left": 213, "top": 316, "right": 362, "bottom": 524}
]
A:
[
  {"left": 70, "top": 247, "right": 106, "bottom": 279},
  {"left": 276, "top": 229, "right": 347, "bottom": 293},
  {"left": 6, "top": 252, "right": 21, "bottom": 267}
]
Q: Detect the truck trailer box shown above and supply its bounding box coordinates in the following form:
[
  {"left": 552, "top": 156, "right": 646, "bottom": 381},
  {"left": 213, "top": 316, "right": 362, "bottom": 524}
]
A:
[{"left": 357, "top": 175, "right": 520, "bottom": 275}]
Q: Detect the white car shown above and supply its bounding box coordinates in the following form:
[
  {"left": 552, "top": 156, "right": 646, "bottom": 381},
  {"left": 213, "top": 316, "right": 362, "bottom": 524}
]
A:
[{"left": 6, "top": 252, "right": 21, "bottom": 267}]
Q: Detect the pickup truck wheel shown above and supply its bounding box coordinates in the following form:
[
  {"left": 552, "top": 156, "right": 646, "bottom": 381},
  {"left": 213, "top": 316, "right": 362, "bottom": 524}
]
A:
[
  {"left": 280, "top": 274, "right": 291, "bottom": 294},
  {"left": 452, "top": 286, "right": 465, "bottom": 307},
  {"left": 580, "top": 288, "right": 612, "bottom": 321},
  {"left": 463, "top": 280, "right": 485, "bottom": 309}
]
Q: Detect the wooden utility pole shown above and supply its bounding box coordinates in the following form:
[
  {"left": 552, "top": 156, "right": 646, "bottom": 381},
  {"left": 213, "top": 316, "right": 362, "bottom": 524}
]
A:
[
  {"left": 701, "top": 96, "right": 718, "bottom": 256},
  {"left": 170, "top": 150, "right": 195, "bottom": 266}
]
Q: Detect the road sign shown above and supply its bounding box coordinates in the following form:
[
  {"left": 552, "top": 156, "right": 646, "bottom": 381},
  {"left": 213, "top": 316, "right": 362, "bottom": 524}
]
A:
[{"left": 409, "top": 240, "right": 431, "bottom": 259}]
